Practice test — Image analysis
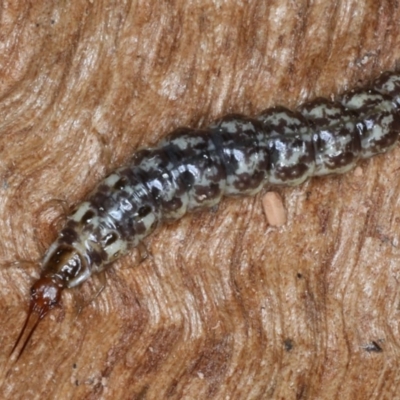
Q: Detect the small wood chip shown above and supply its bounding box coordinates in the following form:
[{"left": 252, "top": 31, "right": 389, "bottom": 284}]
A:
[
  {"left": 262, "top": 191, "right": 287, "bottom": 226},
  {"left": 354, "top": 166, "right": 363, "bottom": 177}
]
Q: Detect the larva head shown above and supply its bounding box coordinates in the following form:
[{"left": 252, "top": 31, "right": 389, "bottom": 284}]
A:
[
  {"left": 11, "top": 244, "right": 89, "bottom": 360},
  {"left": 30, "top": 276, "right": 63, "bottom": 314},
  {"left": 10, "top": 276, "right": 63, "bottom": 361}
]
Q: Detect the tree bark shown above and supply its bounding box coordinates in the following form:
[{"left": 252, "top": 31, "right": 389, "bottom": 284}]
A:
[{"left": 0, "top": 1, "right": 400, "bottom": 399}]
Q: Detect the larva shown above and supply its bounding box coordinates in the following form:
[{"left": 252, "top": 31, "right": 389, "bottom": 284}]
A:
[{"left": 10, "top": 70, "right": 400, "bottom": 359}]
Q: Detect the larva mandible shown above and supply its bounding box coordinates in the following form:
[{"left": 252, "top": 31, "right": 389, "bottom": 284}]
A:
[{"left": 10, "top": 70, "right": 400, "bottom": 360}]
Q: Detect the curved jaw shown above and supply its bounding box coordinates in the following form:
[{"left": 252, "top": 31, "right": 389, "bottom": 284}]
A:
[{"left": 10, "top": 277, "right": 63, "bottom": 361}]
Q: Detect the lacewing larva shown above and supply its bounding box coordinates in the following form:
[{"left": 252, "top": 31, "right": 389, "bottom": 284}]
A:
[{"left": 10, "top": 70, "right": 400, "bottom": 360}]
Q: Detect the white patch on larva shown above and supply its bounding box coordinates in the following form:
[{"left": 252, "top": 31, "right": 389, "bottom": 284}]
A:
[
  {"left": 241, "top": 121, "right": 256, "bottom": 131},
  {"left": 378, "top": 75, "right": 400, "bottom": 96},
  {"left": 220, "top": 120, "right": 240, "bottom": 133},
  {"left": 343, "top": 92, "right": 382, "bottom": 109},
  {"left": 344, "top": 120, "right": 356, "bottom": 135},
  {"left": 104, "top": 238, "right": 128, "bottom": 258},
  {"left": 301, "top": 132, "right": 313, "bottom": 141},
  {"left": 262, "top": 191, "right": 286, "bottom": 226},
  {"left": 71, "top": 202, "right": 92, "bottom": 222},
  {"left": 376, "top": 100, "right": 394, "bottom": 114},
  {"left": 167, "top": 135, "right": 204, "bottom": 151},
  {"left": 304, "top": 103, "right": 343, "bottom": 120},
  {"left": 108, "top": 208, "right": 123, "bottom": 220},
  {"left": 67, "top": 266, "right": 92, "bottom": 288},
  {"left": 103, "top": 173, "right": 120, "bottom": 187},
  {"left": 89, "top": 216, "right": 101, "bottom": 230}
]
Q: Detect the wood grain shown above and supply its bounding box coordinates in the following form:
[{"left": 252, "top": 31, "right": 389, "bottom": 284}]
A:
[{"left": 0, "top": 1, "right": 400, "bottom": 399}]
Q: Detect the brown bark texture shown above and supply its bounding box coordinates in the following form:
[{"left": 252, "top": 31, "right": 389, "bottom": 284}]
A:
[{"left": 1, "top": 1, "right": 400, "bottom": 399}]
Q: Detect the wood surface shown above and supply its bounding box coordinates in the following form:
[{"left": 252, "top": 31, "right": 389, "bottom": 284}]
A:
[{"left": 0, "top": 1, "right": 400, "bottom": 399}]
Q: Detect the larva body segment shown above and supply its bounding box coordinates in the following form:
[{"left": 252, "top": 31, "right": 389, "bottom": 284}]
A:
[
  {"left": 298, "top": 98, "right": 362, "bottom": 175},
  {"left": 11, "top": 71, "right": 400, "bottom": 359},
  {"left": 257, "top": 106, "right": 315, "bottom": 185},
  {"left": 341, "top": 89, "right": 399, "bottom": 157}
]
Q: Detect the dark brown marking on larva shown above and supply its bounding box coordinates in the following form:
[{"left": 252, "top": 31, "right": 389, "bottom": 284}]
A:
[
  {"left": 11, "top": 70, "right": 400, "bottom": 360},
  {"left": 81, "top": 210, "right": 95, "bottom": 224},
  {"left": 59, "top": 227, "right": 79, "bottom": 246},
  {"left": 103, "top": 232, "right": 118, "bottom": 247},
  {"left": 194, "top": 182, "right": 222, "bottom": 203},
  {"left": 177, "top": 170, "right": 196, "bottom": 190},
  {"left": 86, "top": 247, "right": 108, "bottom": 266},
  {"left": 137, "top": 205, "right": 152, "bottom": 218},
  {"left": 89, "top": 190, "right": 115, "bottom": 216},
  {"left": 113, "top": 177, "right": 128, "bottom": 191},
  {"left": 134, "top": 221, "right": 148, "bottom": 236}
]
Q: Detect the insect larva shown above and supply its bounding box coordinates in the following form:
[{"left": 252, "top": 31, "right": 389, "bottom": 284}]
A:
[{"left": 10, "top": 70, "right": 400, "bottom": 360}]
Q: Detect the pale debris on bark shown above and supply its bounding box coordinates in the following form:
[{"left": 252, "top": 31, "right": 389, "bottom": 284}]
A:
[
  {"left": 0, "top": 1, "right": 400, "bottom": 399},
  {"left": 262, "top": 192, "right": 287, "bottom": 227}
]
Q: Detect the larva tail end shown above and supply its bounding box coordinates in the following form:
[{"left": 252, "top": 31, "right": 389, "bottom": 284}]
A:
[{"left": 10, "top": 277, "right": 63, "bottom": 361}]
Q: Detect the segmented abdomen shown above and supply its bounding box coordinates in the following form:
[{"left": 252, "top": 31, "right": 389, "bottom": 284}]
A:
[{"left": 44, "top": 71, "right": 400, "bottom": 288}]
